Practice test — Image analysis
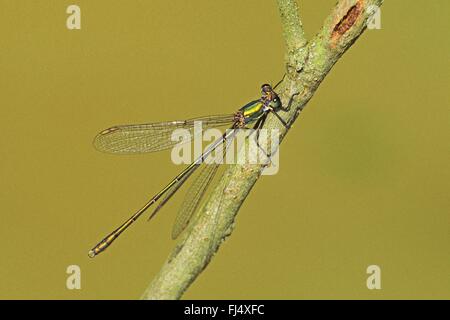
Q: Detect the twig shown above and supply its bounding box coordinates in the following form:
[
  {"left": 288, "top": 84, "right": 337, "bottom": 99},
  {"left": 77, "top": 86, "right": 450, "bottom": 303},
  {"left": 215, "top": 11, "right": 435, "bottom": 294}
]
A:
[
  {"left": 141, "top": 0, "right": 384, "bottom": 300},
  {"left": 276, "top": 0, "right": 308, "bottom": 72}
]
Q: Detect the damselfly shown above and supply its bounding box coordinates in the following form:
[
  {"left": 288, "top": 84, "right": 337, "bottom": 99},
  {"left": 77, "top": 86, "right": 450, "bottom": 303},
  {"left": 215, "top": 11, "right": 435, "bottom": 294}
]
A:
[{"left": 88, "top": 81, "right": 298, "bottom": 257}]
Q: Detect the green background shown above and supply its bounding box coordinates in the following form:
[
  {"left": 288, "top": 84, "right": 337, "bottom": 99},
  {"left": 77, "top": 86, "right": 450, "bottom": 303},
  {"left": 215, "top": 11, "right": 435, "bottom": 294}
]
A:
[{"left": 0, "top": 0, "right": 448, "bottom": 299}]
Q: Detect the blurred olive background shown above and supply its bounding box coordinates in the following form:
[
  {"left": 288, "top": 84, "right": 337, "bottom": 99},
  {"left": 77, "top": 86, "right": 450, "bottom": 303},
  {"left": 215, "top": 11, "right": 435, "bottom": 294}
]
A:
[{"left": 0, "top": 0, "right": 448, "bottom": 299}]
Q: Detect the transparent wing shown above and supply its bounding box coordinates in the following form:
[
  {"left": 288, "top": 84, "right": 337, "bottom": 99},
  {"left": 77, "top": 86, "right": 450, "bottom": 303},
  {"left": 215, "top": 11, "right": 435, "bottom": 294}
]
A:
[
  {"left": 171, "top": 163, "right": 220, "bottom": 239},
  {"left": 171, "top": 131, "right": 236, "bottom": 239},
  {"left": 93, "top": 114, "right": 235, "bottom": 154}
]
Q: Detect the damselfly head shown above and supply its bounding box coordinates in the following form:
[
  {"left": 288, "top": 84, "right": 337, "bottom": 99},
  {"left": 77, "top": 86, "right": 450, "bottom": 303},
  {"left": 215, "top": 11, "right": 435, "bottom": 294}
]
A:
[
  {"left": 261, "top": 84, "right": 281, "bottom": 109},
  {"left": 261, "top": 84, "right": 273, "bottom": 95}
]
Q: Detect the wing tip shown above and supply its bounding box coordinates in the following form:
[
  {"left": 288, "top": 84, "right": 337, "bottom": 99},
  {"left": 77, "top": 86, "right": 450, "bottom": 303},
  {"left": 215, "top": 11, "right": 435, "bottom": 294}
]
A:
[{"left": 92, "top": 126, "right": 121, "bottom": 153}]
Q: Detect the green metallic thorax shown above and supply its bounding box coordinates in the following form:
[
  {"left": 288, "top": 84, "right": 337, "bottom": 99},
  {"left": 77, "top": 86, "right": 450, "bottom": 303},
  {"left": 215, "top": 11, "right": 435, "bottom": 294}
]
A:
[{"left": 240, "top": 100, "right": 266, "bottom": 124}]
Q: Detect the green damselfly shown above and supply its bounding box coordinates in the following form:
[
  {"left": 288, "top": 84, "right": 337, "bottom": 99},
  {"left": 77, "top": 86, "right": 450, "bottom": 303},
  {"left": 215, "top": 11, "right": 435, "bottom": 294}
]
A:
[{"left": 88, "top": 82, "right": 298, "bottom": 257}]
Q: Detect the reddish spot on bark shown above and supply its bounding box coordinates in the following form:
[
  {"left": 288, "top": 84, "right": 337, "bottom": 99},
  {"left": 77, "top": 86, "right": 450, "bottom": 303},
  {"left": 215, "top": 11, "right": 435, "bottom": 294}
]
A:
[{"left": 331, "top": 0, "right": 364, "bottom": 42}]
